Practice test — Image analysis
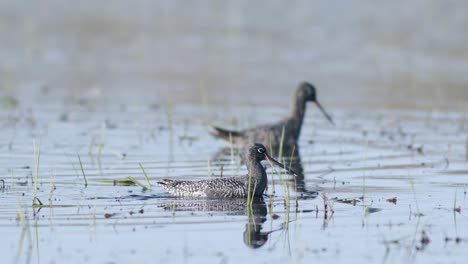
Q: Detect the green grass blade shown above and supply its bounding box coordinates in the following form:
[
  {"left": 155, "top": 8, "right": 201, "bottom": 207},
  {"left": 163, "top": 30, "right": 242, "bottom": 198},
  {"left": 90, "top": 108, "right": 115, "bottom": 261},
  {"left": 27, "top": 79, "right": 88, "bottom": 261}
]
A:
[
  {"left": 139, "top": 162, "right": 152, "bottom": 190},
  {"left": 77, "top": 154, "right": 88, "bottom": 187}
]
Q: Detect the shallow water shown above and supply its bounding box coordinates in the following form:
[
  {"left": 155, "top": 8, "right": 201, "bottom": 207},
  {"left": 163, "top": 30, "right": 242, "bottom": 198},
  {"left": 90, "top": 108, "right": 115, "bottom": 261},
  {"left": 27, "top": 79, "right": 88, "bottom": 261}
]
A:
[
  {"left": 2, "top": 1, "right": 468, "bottom": 263},
  {"left": 1, "top": 102, "right": 468, "bottom": 264}
]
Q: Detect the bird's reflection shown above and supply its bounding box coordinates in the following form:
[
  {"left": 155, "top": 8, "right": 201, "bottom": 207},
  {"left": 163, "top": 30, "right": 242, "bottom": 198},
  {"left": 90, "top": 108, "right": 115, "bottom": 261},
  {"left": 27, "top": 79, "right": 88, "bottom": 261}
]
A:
[
  {"left": 158, "top": 197, "right": 272, "bottom": 248},
  {"left": 243, "top": 198, "right": 269, "bottom": 248}
]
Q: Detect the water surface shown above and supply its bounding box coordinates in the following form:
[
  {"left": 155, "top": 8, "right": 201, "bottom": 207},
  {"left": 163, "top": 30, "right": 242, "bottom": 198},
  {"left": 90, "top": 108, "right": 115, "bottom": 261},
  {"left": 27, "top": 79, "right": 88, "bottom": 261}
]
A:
[{"left": 1, "top": 102, "right": 467, "bottom": 263}]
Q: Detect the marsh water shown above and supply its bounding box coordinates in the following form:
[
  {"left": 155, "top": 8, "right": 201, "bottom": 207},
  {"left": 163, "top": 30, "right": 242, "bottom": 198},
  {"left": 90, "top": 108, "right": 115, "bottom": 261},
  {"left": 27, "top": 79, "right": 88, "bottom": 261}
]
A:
[
  {"left": 1, "top": 102, "right": 467, "bottom": 263},
  {"left": 1, "top": 1, "right": 468, "bottom": 263}
]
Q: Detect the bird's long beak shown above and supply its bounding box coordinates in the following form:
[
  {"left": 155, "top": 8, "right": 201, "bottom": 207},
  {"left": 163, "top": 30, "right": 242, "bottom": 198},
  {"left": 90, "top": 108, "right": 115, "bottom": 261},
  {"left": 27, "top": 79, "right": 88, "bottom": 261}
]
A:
[
  {"left": 265, "top": 153, "right": 298, "bottom": 176},
  {"left": 314, "top": 100, "right": 334, "bottom": 125}
]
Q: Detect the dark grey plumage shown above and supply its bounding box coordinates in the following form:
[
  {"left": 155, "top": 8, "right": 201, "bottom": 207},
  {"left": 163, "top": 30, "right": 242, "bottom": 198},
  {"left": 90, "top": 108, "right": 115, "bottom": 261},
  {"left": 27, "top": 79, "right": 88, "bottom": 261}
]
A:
[
  {"left": 158, "top": 143, "right": 296, "bottom": 198},
  {"left": 211, "top": 82, "right": 334, "bottom": 149}
]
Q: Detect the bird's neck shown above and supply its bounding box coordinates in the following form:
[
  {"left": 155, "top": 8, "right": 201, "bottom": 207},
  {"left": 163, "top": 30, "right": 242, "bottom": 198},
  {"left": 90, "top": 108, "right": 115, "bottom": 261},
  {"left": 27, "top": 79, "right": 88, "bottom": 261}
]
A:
[
  {"left": 246, "top": 160, "right": 268, "bottom": 196},
  {"left": 287, "top": 94, "right": 307, "bottom": 138}
]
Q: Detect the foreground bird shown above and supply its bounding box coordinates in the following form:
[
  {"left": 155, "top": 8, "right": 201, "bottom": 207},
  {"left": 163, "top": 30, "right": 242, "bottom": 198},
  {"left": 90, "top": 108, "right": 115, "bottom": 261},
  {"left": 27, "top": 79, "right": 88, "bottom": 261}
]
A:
[
  {"left": 158, "top": 143, "right": 296, "bottom": 198},
  {"left": 211, "top": 82, "right": 334, "bottom": 150}
]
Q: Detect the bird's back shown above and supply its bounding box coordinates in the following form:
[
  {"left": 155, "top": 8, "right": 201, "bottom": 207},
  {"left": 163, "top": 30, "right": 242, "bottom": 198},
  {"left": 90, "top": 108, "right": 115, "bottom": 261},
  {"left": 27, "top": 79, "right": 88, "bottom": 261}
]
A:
[
  {"left": 158, "top": 176, "right": 250, "bottom": 198},
  {"left": 214, "top": 118, "right": 295, "bottom": 149}
]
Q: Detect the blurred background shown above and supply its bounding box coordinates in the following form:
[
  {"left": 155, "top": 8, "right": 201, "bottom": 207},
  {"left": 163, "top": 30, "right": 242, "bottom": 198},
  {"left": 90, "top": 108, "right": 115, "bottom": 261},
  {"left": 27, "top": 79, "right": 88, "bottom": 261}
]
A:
[{"left": 1, "top": 0, "right": 467, "bottom": 109}]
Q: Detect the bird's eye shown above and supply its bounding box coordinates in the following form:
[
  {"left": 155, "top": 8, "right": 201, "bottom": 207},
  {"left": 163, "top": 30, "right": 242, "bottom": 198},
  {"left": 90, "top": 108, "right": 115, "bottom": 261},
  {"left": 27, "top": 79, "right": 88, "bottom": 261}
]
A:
[{"left": 257, "top": 148, "right": 265, "bottom": 154}]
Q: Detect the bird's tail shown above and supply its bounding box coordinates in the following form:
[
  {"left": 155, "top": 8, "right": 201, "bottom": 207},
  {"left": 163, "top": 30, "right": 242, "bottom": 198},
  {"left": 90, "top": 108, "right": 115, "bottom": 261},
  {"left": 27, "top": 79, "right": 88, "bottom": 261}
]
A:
[
  {"left": 157, "top": 179, "right": 173, "bottom": 186},
  {"left": 210, "top": 125, "right": 241, "bottom": 141}
]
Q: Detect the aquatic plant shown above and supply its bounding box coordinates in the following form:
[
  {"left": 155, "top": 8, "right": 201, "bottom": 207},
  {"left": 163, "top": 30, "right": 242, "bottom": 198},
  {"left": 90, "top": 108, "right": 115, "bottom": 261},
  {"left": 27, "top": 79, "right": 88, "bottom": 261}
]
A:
[
  {"left": 97, "top": 176, "right": 150, "bottom": 190},
  {"left": 127, "top": 176, "right": 150, "bottom": 190},
  {"left": 32, "top": 140, "right": 41, "bottom": 205},
  {"left": 139, "top": 162, "right": 152, "bottom": 190},
  {"left": 48, "top": 172, "right": 55, "bottom": 202},
  {"left": 277, "top": 127, "right": 291, "bottom": 209},
  {"left": 77, "top": 154, "right": 88, "bottom": 187}
]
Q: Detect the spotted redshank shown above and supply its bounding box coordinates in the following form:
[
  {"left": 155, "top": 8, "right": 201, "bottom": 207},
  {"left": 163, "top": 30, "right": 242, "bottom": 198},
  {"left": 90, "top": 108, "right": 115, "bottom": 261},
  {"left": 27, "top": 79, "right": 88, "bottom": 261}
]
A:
[
  {"left": 211, "top": 82, "right": 333, "bottom": 150},
  {"left": 157, "top": 143, "right": 296, "bottom": 198}
]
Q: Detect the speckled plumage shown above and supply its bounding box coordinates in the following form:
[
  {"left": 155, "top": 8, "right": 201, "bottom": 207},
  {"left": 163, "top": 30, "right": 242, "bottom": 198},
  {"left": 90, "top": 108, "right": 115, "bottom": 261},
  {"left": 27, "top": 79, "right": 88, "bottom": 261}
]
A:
[
  {"left": 157, "top": 143, "right": 295, "bottom": 198},
  {"left": 158, "top": 176, "right": 251, "bottom": 198},
  {"left": 211, "top": 82, "right": 333, "bottom": 149}
]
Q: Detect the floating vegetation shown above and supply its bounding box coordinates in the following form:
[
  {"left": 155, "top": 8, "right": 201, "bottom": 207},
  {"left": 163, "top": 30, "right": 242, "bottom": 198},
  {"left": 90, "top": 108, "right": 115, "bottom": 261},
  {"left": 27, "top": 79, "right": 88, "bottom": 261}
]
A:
[
  {"left": 178, "top": 135, "right": 198, "bottom": 144},
  {"left": 97, "top": 176, "right": 150, "bottom": 190},
  {"left": 364, "top": 207, "right": 383, "bottom": 214},
  {"left": 104, "top": 213, "right": 115, "bottom": 219},
  {"left": 129, "top": 209, "right": 144, "bottom": 215},
  {"left": 32, "top": 197, "right": 74, "bottom": 209},
  {"left": 445, "top": 236, "right": 463, "bottom": 243},
  {"left": 97, "top": 178, "right": 135, "bottom": 186},
  {"left": 333, "top": 196, "right": 364, "bottom": 205},
  {"left": 386, "top": 197, "right": 397, "bottom": 204},
  {"left": 406, "top": 144, "right": 424, "bottom": 155},
  {"left": 417, "top": 146, "right": 424, "bottom": 155},
  {"left": 331, "top": 196, "right": 381, "bottom": 214},
  {"left": 0, "top": 96, "right": 18, "bottom": 109}
]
